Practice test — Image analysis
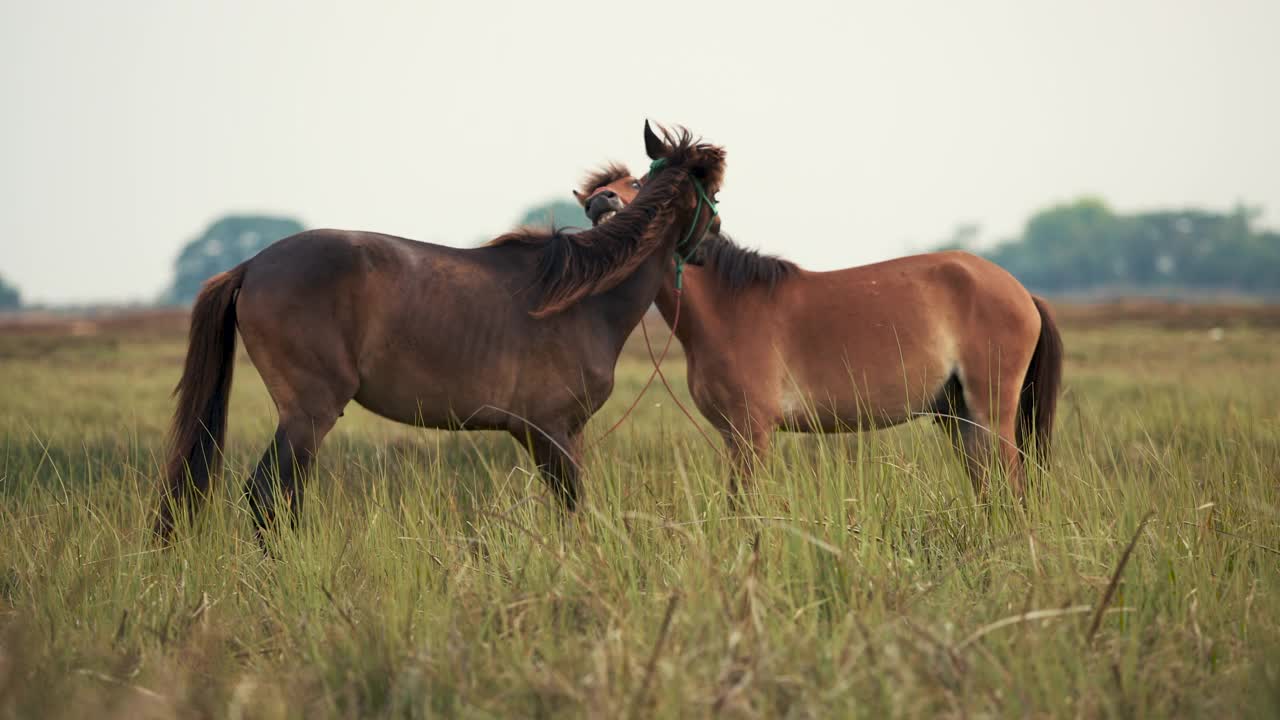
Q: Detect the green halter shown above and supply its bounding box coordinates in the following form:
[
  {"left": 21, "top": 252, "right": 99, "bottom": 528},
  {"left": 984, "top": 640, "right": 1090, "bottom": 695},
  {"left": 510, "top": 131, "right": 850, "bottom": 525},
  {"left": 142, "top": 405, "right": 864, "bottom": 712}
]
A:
[{"left": 649, "top": 157, "right": 719, "bottom": 290}]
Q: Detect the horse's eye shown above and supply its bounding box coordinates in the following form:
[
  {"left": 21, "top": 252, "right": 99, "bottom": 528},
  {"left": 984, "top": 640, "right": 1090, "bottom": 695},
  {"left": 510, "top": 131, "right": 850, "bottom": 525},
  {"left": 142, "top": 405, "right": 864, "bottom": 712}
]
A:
[{"left": 631, "top": 181, "right": 641, "bottom": 189}]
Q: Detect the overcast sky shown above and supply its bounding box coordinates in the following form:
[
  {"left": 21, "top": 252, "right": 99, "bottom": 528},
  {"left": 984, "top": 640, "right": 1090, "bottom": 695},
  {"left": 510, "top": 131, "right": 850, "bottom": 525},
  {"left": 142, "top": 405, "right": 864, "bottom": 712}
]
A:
[{"left": 2, "top": 1, "right": 1278, "bottom": 304}]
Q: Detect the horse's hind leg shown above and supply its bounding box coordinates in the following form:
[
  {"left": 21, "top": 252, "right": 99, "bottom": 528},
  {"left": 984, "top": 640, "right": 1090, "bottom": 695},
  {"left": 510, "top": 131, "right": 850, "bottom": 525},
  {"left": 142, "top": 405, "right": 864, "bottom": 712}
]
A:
[
  {"left": 934, "top": 376, "right": 991, "bottom": 501},
  {"left": 945, "top": 368, "right": 1027, "bottom": 502},
  {"left": 245, "top": 408, "right": 341, "bottom": 544},
  {"left": 237, "top": 350, "right": 355, "bottom": 544},
  {"left": 991, "top": 387, "right": 1027, "bottom": 500},
  {"left": 236, "top": 295, "right": 359, "bottom": 546}
]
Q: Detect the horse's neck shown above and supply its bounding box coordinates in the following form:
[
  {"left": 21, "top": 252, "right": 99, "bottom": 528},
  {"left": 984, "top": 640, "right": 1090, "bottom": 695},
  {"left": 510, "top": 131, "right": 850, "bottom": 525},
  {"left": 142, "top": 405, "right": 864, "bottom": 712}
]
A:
[
  {"left": 654, "top": 278, "right": 689, "bottom": 345},
  {"left": 583, "top": 204, "right": 710, "bottom": 351},
  {"left": 655, "top": 266, "right": 788, "bottom": 360},
  {"left": 653, "top": 267, "right": 720, "bottom": 353},
  {"left": 592, "top": 247, "right": 676, "bottom": 346}
]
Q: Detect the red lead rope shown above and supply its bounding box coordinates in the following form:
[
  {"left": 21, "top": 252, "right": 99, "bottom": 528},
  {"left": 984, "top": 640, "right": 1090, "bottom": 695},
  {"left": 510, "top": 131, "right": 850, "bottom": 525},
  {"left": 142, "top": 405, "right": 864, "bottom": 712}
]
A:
[
  {"left": 585, "top": 290, "right": 682, "bottom": 450},
  {"left": 587, "top": 288, "right": 725, "bottom": 456}
]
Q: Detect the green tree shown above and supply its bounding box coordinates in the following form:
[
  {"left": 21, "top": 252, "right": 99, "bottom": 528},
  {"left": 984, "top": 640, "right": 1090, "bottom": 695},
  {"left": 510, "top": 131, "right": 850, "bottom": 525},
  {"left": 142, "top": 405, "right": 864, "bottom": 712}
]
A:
[
  {"left": 515, "top": 199, "right": 590, "bottom": 230},
  {"left": 934, "top": 223, "right": 981, "bottom": 252},
  {"left": 995, "top": 198, "right": 1126, "bottom": 291},
  {"left": 0, "top": 275, "right": 19, "bottom": 310},
  {"left": 165, "top": 215, "right": 305, "bottom": 304},
  {"left": 970, "top": 197, "right": 1280, "bottom": 295}
]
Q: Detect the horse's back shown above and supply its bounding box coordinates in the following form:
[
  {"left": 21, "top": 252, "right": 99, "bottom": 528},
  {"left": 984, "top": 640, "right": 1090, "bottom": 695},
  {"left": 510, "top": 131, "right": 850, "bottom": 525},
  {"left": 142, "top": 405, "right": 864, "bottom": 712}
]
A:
[
  {"left": 760, "top": 251, "right": 1040, "bottom": 428},
  {"left": 807, "top": 250, "right": 1022, "bottom": 294},
  {"left": 914, "top": 251, "right": 1041, "bottom": 342},
  {"left": 244, "top": 228, "right": 450, "bottom": 286},
  {"left": 921, "top": 250, "right": 1035, "bottom": 307},
  {"left": 236, "top": 230, "right": 418, "bottom": 353},
  {"left": 793, "top": 250, "right": 1037, "bottom": 330},
  {"left": 238, "top": 228, "right": 516, "bottom": 312},
  {"left": 806, "top": 249, "right": 1042, "bottom": 405}
]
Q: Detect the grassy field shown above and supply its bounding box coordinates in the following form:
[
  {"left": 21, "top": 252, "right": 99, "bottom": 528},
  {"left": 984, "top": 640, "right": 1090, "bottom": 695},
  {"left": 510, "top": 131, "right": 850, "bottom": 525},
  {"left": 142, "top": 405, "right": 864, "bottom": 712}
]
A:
[{"left": 1, "top": 306, "right": 1278, "bottom": 718}]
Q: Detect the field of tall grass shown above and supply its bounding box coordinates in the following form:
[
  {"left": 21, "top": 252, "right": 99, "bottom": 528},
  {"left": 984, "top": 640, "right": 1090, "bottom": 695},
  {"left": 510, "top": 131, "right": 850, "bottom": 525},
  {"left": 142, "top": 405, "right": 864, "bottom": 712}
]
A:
[{"left": 1, "top": 308, "right": 1278, "bottom": 718}]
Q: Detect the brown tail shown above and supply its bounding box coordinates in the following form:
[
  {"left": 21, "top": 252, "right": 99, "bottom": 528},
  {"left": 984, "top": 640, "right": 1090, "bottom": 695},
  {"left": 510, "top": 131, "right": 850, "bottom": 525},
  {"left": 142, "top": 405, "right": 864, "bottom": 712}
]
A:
[
  {"left": 1017, "top": 295, "right": 1064, "bottom": 466},
  {"left": 154, "top": 264, "right": 247, "bottom": 542}
]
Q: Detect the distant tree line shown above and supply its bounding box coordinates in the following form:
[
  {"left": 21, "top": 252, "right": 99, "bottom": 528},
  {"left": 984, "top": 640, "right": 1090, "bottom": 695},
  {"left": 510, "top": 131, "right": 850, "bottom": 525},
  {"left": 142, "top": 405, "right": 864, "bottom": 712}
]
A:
[
  {"left": 163, "top": 215, "right": 306, "bottom": 304},
  {"left": 515, "top": 198, "right": 590, "bottom": 230},
  {"left": 941, "top": 199, "right": 1280, "bottom": 295},
  {"left": 0, "top": 275, "right": 19, "bottom": 310},
  {"left": 157, "top": 198, "right": 1279, "bottom": 308}
]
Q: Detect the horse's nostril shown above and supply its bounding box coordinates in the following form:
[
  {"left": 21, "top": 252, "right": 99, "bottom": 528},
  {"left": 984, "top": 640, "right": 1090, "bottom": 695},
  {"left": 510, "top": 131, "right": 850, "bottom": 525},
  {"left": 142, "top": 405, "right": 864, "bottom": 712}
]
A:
[{"left": 600, "top": 190, "right": 616, "bottom": 199}]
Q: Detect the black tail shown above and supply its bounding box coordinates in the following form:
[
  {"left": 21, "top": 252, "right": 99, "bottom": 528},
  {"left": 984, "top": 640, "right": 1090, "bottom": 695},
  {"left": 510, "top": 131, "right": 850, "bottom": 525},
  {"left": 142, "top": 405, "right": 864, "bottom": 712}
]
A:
[
  {"left": 1017, "top": 296, "right": 1064, "bottom": 465},
  {"left": 154, "top": 264, "right": 246, "bottom": 542}
]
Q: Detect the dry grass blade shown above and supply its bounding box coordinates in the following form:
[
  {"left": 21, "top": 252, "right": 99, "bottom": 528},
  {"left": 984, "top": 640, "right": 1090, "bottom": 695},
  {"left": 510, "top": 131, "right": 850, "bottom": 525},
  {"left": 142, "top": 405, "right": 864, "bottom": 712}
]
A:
[
  {"left": 320, "top": 584, "right": 359, "bottom": 632},
  {"left": 956, "top": 605, "right": 1094, "bottom": 651},
  {"left": 73, "top": 668, "right": 168, "bottom": 703},
  {"left": 1086, "top": 512, "right": 1154, "bottom": 644},
  {"left": 629, "top": 593, "right": 680, "bottom": 720},
  {"left": 1178, "top": 520, "right": 1280, "bottom": 556}
]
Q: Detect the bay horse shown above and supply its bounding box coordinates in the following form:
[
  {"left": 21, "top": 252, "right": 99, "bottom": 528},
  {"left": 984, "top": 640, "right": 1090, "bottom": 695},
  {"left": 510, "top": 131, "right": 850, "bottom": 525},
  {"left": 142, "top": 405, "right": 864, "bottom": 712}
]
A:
[
  {"left": 155, "top": 122, "right": 727, "bottom": 543},
  {"left": 574, "top": 166, "right": 1063, "bottom": 501}
]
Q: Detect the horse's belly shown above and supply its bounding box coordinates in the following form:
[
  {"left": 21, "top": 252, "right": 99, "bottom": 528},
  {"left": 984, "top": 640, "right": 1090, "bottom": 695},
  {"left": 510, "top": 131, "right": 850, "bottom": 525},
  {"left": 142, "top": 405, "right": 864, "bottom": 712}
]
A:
[
  {"left": 779, "top": 399, "right": 921, "bottom": 432},
  {"left": 352, "top": 381, "right": 500, "bottom": 429},
  {"left": 779, "top": 362, "right": 952, "bottom": 432},
  {"left": 352, "top": 354, "right": 516, "bottom": 430}
]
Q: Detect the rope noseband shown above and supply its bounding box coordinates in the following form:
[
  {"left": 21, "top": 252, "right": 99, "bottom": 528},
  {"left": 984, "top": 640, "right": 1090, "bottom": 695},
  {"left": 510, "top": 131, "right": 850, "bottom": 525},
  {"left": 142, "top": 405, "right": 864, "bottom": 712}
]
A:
[{"left": 648, "top": 157, "right": 719, "bottom": 290}]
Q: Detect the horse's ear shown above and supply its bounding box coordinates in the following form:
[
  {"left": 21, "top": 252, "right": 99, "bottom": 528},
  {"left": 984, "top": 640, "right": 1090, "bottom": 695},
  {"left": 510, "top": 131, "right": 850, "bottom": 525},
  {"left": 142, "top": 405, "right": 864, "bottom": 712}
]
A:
[
  {"left": 644, "top": 120, "right": 667, "bottom": 160},
  {"left": 572, "top": 189, "right": 587, "bottom": 207}
]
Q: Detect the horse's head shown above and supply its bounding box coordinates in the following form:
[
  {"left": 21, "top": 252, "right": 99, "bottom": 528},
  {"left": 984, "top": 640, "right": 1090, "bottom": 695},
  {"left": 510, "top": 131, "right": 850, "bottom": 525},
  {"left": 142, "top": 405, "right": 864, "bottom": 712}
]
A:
[
  {"left": 572, "top": 164, "right": 640, "bottom": 227},
  {"left": 645, "top": 119, "right": 725, "bottom": 178},
  {"left": 574, "top": 122, "right": 724, "bottom": 263}
]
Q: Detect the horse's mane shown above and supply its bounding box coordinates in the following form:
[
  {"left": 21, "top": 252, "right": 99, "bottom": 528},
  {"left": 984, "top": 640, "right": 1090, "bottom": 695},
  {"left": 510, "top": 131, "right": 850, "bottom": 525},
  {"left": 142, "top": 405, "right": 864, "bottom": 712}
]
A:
[
  {"left": 488, "top": 125, "right": 724, "bottom": 317},
  {"left": 698, "top": 233, "right": 799, "bottom": 293},
  {"left": 575, "top": 159, "right": 794, "bottom": 295},
  {"left": 488, "top": 164, "right": 683, "bottom": 318},
  {"left": 577, "top": 163, "right": 632, "bottom": 198}
]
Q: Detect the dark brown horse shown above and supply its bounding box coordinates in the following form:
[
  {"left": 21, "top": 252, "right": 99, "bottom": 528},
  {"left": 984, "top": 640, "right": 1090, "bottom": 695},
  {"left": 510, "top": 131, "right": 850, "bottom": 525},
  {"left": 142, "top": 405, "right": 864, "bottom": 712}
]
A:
[
  {"left": 575, "top": 167, "right": 1063, "bottom": 501},
  {"left": 155, "top": 122, "right": 726, "bottom": 543}
]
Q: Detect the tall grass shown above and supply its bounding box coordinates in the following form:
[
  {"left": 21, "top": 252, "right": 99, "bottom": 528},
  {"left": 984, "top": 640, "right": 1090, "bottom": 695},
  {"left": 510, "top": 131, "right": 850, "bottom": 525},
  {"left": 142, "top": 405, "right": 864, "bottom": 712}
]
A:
[{"left": 1, "top": 323, "right": 1277, "bottom": 717}]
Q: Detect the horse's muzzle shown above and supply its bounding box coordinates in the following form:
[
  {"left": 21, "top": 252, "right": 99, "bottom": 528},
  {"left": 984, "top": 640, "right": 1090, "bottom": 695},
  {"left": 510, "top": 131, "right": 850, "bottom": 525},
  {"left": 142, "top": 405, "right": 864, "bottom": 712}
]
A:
[{"left": 586, "top": 191, "right": 625, "bottom": 226}]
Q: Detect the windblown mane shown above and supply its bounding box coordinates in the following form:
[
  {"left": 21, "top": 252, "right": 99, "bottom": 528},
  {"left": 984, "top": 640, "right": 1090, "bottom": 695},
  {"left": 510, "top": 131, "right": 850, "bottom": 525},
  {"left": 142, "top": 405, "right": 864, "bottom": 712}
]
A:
[
  {"left": 698, "top": 233, "right": 799, "bottom": 293},
  {"left": 489, "top": 168, "right": 683, "bottom": 318},
  {"left": 651, "top": 126, "right": 726, "bottom": 192},
  {"left": 578, "top": 163, "right": 632, "bottom": 197},
  {"left": 489, "top": 124, "right": 724, "bottom": 317}
]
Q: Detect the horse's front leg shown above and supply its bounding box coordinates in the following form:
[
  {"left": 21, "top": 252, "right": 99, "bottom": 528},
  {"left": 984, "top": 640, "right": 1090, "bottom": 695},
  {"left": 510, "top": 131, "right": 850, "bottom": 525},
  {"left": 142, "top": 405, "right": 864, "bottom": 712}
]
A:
[
  {"left": 513, "top": 426, "right": 583, "bottom": 512},
  {"left": 719, "top": 420, "right": 772, "bottom": 508}
]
